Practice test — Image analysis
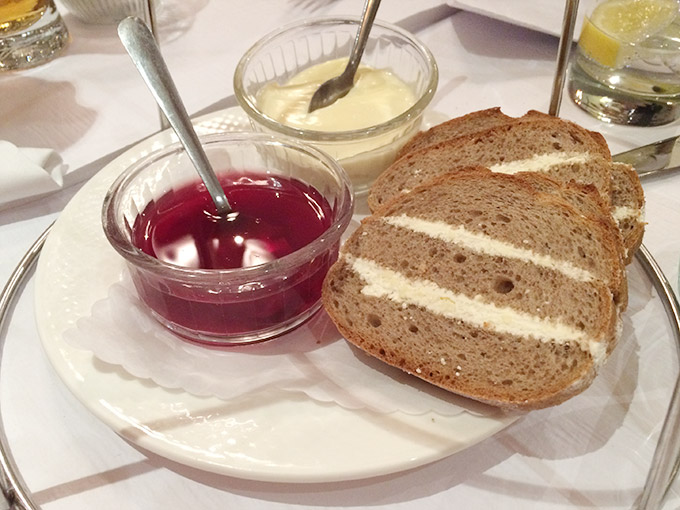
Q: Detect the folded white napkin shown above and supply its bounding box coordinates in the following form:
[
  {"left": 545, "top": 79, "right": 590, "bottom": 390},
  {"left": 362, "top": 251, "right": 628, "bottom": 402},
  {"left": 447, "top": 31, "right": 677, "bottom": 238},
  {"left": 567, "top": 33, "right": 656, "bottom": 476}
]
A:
[
  {"left": 446, "top": 0, "right": 595, "bottom": 39},
  {"left": 0, "top": 140, "right": 68, "bottom": 210}
]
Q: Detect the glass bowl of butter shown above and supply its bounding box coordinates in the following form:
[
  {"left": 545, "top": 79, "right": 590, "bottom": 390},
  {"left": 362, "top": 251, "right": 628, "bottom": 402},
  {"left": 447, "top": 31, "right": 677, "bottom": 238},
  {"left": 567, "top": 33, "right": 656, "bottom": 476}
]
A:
[{"left": 234, "top": 16, "right": 438, "bottom": 195}]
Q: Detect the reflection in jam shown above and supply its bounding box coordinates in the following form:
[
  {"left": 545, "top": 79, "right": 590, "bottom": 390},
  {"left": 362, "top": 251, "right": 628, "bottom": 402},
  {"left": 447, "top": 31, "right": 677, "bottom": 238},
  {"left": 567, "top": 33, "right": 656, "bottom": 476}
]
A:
[
  {"left": 129, "top": 173, "right": 336, "bottom": 341},
  {"left": 133, "top": 173, "right": 331, "bottom": 269}
]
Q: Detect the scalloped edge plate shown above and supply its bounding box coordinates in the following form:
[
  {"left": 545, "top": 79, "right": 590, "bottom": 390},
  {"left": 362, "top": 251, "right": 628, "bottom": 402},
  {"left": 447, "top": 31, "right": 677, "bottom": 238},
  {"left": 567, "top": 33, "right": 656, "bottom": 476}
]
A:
[{"left": 33, "top": 108, "right": 516, "bottom": 483}]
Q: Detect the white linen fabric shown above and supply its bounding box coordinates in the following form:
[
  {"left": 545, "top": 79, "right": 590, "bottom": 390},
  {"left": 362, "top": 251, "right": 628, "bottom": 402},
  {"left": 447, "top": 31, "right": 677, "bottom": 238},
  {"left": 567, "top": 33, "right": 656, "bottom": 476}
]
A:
[{"left": 0, "top": 141, "right": 67, "bottom": 209}]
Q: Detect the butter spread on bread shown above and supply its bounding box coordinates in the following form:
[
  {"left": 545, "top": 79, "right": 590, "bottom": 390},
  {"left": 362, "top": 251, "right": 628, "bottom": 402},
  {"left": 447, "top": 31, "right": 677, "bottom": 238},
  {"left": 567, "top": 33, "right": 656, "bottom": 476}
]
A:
[
  {"left": 368, "top": 110, "right": 644, "bottom": 263},
  {"left": 323, "top": 168, "right": 625, "bottom": 410}
]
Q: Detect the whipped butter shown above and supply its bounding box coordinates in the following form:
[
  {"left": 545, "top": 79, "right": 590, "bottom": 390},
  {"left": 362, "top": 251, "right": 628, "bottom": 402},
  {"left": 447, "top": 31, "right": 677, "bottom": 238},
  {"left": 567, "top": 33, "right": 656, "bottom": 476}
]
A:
[
  {"left": 256, "top": 58, "right": 420, "bottom": 192},
  {"left": 612, "top": 205, "right": 644, "bottom": 224},
  {"left": 397, "top": 152, "right": 594, "bottom": 197},
  {"left": 344, "top": 254, "right": 607, "bottom": 363},
  {"left": 382, "top": 214, "right": 595, "bottom": 282},
  {"left": 489, "top": 152, "right": 590, "bottom": 174},
  {"left": 257, "top": 58, "right": 416, "bottom": 132}
]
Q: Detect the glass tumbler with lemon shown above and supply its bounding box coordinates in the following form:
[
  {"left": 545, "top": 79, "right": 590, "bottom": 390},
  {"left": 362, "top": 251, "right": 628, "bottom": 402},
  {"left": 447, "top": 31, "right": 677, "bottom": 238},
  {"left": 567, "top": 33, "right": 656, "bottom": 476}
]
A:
[{"left": 568, "top": 0, "right": 680, "bottom": 126}]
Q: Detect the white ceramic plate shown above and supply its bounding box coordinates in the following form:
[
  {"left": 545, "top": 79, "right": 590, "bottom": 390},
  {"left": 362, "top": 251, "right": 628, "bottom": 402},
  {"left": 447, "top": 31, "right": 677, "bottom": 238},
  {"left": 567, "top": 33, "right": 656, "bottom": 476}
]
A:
[{"left": 33, "top": 108, "right": 516, "bottom": 483}]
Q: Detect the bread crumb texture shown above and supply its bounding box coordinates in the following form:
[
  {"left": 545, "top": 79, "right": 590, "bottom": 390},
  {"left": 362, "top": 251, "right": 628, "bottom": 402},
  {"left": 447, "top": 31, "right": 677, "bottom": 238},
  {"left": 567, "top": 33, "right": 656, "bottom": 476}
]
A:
[{"left": 323, "top": 109, "right": 645, "bottom": 411}]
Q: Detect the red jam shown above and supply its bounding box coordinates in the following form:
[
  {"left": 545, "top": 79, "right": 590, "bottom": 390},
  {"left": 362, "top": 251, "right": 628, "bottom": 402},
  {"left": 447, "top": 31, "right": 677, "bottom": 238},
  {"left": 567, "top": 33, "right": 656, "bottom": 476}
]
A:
[{"left": 129, "top": 172, "right": 336, "bottom": 341}]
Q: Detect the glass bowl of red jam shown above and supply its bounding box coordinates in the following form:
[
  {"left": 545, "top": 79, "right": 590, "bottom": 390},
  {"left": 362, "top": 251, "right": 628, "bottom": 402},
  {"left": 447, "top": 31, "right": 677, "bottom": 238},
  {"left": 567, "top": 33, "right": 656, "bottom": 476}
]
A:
[
  {"left": 234, "top": 16, "right": 438, "bottom": 195},
  {"left": 102, "top": 132, "right": 354, "bottom": 345}
]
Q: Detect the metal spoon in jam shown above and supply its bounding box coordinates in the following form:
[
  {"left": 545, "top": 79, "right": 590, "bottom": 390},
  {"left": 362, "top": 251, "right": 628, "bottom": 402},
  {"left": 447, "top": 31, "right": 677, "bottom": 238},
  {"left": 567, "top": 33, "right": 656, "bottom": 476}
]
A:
[{"left": 118, "top": 16, "right": 232, "bottom": 216}]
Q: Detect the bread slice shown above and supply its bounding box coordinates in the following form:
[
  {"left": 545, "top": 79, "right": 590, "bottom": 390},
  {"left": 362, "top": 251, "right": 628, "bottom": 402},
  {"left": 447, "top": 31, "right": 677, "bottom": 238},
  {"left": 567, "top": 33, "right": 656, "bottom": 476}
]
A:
[
  {"left": 611, "top": 162, "right": 645, "bottom": 264},
  {"left": 323, "top": 169, "right": 623, "bottom": 410},
  {"left": 519, "top": 110, "right": 612, "bottom": 157},
  {"left": 512, "top": 172, "right": 628, "bottom": 308},
  {"left": 401, "top": 108, "right": 610, "bottom": 160},
  {"left": 368, "top": 117, "right": 614, "bottom": 213},
  {"left": 396, "top": 107, "right": 515, "bottom": 157},
  {"left": 370, "top": 110, "right": 646, "bottom": 261}
]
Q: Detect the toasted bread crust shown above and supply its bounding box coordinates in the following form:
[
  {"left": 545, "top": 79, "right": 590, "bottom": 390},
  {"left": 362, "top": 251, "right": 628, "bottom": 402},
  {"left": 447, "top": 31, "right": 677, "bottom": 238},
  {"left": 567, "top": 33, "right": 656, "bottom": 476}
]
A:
[{"left": 396, "top": 107, "right": 515, "bottom": 157}]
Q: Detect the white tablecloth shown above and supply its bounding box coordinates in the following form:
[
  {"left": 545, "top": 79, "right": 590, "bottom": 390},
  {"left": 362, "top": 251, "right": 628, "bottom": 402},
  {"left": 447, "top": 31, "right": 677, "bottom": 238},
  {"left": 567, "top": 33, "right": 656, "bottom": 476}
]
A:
[{"left": 1, "top": 1, "right": 679, "bottom": 508}]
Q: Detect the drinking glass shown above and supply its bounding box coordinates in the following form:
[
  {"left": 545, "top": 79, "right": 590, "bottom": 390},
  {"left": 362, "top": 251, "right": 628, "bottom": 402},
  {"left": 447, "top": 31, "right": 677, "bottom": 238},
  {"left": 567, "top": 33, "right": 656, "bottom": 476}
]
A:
[
  {"left": 568, "top": 0, "right": 680, "bottom": 126},
  {"left": 0, "top": 0, "right": 69, "bottom": 71}
]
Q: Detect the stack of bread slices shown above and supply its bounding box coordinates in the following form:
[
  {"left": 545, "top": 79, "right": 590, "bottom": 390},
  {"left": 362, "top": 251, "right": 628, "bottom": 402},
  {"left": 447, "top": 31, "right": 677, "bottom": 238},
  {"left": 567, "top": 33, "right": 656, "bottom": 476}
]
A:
[{"left": 322, "top": 108, "right": 645, "bottom": 410}]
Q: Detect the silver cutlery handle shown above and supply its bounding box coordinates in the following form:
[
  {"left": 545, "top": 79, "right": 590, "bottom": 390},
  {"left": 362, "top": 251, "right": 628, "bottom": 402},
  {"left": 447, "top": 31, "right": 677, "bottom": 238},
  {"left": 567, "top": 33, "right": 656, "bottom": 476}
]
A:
[
  {"left": 346, "top": 0, "right": 381, "bottom": 74},
  {"left": 117, "top": 17, "right": 231, "bottom": 215}
]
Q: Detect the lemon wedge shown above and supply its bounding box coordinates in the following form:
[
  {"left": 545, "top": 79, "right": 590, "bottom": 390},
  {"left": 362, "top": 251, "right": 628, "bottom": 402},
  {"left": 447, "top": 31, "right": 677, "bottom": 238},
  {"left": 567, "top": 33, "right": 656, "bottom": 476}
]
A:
[{"left": 578, "top": 0, "right": 679, "bottom": 68}]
